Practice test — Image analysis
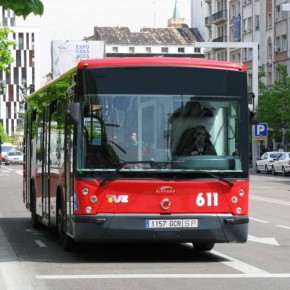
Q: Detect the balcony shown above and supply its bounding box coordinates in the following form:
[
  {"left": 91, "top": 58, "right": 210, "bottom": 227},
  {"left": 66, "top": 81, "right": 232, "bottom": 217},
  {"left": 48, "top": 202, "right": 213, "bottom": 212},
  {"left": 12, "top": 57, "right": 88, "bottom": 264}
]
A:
[
  {"left": 211, "top": 10, "right": 228, "bottom": 24},
  {"left": 212, "top": 36, "right": 228, "bottom": 42},
  {"left": 205, "top": 0, "right": 211, "bottom": 3},
  {"left": 205, "top": 16, "right": 212, "bottom": 27}
]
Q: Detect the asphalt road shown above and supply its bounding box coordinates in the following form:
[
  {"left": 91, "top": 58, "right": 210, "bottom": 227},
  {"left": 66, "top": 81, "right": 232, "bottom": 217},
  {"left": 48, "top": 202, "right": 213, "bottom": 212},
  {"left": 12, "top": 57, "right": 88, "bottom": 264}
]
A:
[{"left": 0, "top": 164, "right": 289, "bottom": 290}]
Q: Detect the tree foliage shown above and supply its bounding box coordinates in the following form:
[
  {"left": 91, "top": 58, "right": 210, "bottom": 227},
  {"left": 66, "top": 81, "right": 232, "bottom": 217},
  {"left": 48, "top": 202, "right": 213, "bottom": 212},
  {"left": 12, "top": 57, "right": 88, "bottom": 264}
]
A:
[
  {"left": 258, "top": 64, "right": 290, "bottom": 149},
  {"left": 0, "top": 25, "right": 15, "bottom": 71},
  {"left": 0, "top": 123, "right": 11, "bottom": 142},
  {"left": 0, "top": 0, "right": 44, "bottom": 19}
]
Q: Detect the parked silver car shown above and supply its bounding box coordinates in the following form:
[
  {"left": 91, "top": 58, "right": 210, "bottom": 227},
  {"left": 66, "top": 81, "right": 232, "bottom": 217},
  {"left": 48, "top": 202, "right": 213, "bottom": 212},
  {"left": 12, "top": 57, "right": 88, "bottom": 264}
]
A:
[
  {"left": 272, "top": 152, "right": 290, "bottom": 176},
  {"left": 256, "top": 151, "right": 282, "bottom": 174}
]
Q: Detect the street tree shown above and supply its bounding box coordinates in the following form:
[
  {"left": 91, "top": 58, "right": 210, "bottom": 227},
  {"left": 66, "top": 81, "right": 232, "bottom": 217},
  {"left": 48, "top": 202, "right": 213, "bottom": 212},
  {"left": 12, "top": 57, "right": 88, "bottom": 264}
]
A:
[
  {"left": 0, "top": 0, "right": 44, "bottom": 19},
  {"left": 258, "top": 64, "right": 290, "bottom": 150},
  {"left": 0, "top": 0, "right": 44, "bottom": 70},
  {"left": 0, "top": 123, "right": 11, "bottom": 142},
  {"left": 0, "top": 25, "right": 15, "bottom": 71}
]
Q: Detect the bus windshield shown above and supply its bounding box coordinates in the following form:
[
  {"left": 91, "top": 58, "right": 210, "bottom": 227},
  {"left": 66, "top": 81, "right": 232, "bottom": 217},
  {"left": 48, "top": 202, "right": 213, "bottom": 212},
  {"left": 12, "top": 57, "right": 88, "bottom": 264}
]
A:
[{"left": 77, "top": 66, "right": 248, "bottom": 174}]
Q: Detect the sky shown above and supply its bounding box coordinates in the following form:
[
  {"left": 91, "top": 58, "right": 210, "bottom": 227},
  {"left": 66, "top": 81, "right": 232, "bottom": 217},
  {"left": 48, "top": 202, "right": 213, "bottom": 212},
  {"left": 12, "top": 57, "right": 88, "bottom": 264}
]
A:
[{"left": 17, "top": 0, "right": 191, "bottom": 77}]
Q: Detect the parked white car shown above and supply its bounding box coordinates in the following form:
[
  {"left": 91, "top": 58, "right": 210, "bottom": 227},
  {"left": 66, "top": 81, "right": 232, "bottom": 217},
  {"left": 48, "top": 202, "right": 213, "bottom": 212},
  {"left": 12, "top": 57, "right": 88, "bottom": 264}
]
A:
[
  {"left": 256, "top": 151, "right": 282, "bottom": 174},
  {"left": 5, "top": 150, "right": 24, "bottom": 165},
  {"left": 272, "top": 152, "right": 290, "bottom": 176}
]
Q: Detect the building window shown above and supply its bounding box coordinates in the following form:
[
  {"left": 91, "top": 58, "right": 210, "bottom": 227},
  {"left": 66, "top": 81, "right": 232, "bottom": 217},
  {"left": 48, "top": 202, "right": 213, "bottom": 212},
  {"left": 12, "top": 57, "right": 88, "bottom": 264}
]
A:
[
  {"left": 275, "top": 36, "right": 281, "bottom": 52},
  {"left": 112, "top": 47, "right": 118, "bottom": 53},
  {"left": 267, "top": 71, "right": 272, "bottom": 86},
  {"left": 178, "top": 47, "right": 185, "bottom": 53},
  {"left": 14, "top": 68, "right": 19, "bottom": 84},
  {"left": 161, "top": 47, "right": 168, "bottom": 53},
  {"left": 282, "top": 35, "right": 287, "bottom": 51},
  {"left": 267, "top": 13, "right": 272, "bottom": 28},
  {"left": 129, "top": 47, "right": 135, "bottom": 53},
  {"left": 255, "top": 15, "right": 260, "bottom": 30},
  {"left": 16, "top": 51, "right": 21, "bottom": 67},
  {"left": 146, "top": 47, "right": 151, "bottom": 53},
  {"left": 243, "top": 17, "right": 252, "bottom": 33},
  {"left": 18, "top": 33, "right": 24, "bottom": 49}
]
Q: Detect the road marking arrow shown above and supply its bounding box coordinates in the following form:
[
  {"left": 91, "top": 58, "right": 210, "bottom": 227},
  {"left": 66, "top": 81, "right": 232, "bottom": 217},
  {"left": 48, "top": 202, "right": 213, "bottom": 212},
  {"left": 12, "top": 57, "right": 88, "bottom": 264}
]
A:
[{"left": 248, "top": 235, "right": 279, "bottom": 246}]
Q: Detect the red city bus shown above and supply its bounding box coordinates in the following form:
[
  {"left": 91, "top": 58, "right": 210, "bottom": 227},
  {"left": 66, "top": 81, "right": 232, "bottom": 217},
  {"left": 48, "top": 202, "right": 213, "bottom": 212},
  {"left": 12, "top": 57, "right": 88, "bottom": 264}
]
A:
[{"left": 23, "top": 57, "right": 251, "bottom": 251}]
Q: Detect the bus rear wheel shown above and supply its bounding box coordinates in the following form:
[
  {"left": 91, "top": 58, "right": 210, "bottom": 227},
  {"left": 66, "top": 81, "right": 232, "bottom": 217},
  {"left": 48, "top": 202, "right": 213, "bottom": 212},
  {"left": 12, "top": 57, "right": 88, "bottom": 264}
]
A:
[
  {"left": 193, "top": 243, "right": 215, "bottom": 252},
  {"left": 31, "top": 186, "right": 41, "bottom": 229}
]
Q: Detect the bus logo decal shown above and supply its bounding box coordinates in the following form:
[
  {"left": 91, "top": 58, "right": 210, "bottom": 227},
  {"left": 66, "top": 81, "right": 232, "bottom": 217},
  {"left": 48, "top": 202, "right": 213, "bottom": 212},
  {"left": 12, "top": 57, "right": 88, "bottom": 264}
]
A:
[
  {"left": 156, "top": 186, "right": 175, "bottom": 194},
  {"left": 107, "top": 195, "right": 129, "bottom": 203}
]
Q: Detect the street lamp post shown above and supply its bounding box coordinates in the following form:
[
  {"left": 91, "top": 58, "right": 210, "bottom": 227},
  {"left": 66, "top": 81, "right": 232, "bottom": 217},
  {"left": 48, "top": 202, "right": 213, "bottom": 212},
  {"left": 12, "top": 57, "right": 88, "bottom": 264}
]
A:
[{"left": 18, "top": 79, "right": 34, "bottom": 100}]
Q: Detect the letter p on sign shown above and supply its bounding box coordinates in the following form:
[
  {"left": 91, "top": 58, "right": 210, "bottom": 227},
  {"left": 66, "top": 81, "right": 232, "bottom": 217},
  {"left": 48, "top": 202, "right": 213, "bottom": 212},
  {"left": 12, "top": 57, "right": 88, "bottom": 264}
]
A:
[{"left": 255, "top": 123, "right": 268, "bottom": 137}]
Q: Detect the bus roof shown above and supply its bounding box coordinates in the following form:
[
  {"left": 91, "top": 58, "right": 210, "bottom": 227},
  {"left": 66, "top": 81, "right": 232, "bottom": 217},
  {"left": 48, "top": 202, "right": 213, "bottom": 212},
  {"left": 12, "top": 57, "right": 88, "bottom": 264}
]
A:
[
  {"left": 27, "top": 57, "right": 246, "bottom": 100},
  {"left": 77, "top": 57, "right": 247, "bottom": 72}
]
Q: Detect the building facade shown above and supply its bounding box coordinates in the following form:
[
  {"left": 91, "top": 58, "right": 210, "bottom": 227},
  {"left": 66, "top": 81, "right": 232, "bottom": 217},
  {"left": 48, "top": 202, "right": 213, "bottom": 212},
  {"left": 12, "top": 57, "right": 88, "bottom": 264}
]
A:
[
  {"left": 204, "top": 0, "right": 290, "bottom": 87},
  {"left": 0, "top": 8, "right": 39, "bottom": 139}
]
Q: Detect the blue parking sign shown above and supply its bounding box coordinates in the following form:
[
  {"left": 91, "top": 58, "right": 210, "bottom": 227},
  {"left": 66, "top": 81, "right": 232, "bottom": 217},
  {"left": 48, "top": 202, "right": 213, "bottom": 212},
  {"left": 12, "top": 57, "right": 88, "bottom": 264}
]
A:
[{"left": 254, "top": 123, "right": 268, "bottom": 139}]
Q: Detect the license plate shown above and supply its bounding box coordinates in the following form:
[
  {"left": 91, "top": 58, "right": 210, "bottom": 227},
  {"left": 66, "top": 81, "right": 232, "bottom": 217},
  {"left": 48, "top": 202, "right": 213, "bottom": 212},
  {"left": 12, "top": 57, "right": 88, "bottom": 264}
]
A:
[{"left": 145, "top": 219, "right": 198, "bottom": 228}]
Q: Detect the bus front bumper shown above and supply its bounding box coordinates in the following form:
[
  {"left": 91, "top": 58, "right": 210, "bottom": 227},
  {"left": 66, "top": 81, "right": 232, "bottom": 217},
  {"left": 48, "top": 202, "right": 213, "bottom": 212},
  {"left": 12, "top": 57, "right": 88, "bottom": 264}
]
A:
[{"left": 71, "top": 214, "right": 249, "bottom": 244}]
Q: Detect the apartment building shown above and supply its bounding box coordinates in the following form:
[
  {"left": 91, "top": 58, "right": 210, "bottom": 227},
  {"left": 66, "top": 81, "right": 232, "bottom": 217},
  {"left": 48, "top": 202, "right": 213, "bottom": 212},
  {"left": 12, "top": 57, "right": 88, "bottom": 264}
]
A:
[
  {"left": 204, "top": 0, "right": 290, "bottom": 87},
  {"left": 0, "top": 8, "right": 39, "bottom": 138},
  {"left": 85, "top": 1, "right": 204, "bottom": 59}
]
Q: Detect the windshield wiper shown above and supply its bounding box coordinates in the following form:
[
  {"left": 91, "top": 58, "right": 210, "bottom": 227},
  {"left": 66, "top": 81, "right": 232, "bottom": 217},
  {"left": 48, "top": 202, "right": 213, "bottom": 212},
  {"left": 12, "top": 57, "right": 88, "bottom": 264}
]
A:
[
  {"left": 172, "top": 171, "right": 233, "bottom": 188},
  {"left": 200, "top": 171, "right": 234, "bottom": 187},
  {"left": 99, "top": 160, "right": 183, "bottom": 186},
  {"left": 99, "top": 161, "right": 146, "bottom": 187}
]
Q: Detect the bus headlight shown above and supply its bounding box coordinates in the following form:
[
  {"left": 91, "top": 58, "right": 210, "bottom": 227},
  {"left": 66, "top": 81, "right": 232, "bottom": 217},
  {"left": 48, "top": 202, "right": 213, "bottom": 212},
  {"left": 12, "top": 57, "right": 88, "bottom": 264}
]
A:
[
  {"left": 82, "top": 188, "right": 89, "bottom": 195},
  {"left": 239, "top": 189, "right": 245, "bottom": 196},
  {"left": 236, "top": 207, "right": 242, "bottom": 214},
  {"left": 90, "top": 195, "right": 98, "bottom": 203},
  {"left": 231, "top": 196, "right": 238, "bottom": 203},
  {"left": 86, "top": 206, "right": 92, "bottom": 213}
]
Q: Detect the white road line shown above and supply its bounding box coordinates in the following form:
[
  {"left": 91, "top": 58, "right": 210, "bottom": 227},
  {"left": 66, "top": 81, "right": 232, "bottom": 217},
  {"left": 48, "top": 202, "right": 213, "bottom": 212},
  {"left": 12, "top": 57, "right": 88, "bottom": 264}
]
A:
[
  {"left": 276, "top": 225, "right": 290, "bottom": 230},
  {"left": 247, "top": 235, "right": 279, "bottom": 246},
  {"left": 36, "top": 273, "right": 290, "bottom": 279},
  {"left": 35, "top": 240, "right": 47, "bottom": 248},
  {"left": 250, "top": 217, "right": 268, "bottom": 223},
  {"left": 250, "top": 195, "right": 290, "bottom": 206},
  {"left": 211, "top": 250, "right": 268, "bottom": 275}
]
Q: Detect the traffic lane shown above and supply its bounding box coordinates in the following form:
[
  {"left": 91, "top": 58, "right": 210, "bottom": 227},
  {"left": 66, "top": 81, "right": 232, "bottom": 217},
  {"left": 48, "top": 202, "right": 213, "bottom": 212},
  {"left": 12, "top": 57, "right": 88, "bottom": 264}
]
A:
[
  {"left": 5, "top": 218, "right": 242, "bottom": 274},
  {"left": 32, "top": 276, "right": 289, "bottom": 290},
  {"left": 250, "top": 173, "right": 290, "bottom": 202},
  {"left": 2, "top": 218, "right": 290, "bottom": 290},
  {"left": 3, "top": 215, "right": 287, "bottom": 275},
  {"left": 249, "top": 172, "right": 290, "bottom": 232}
]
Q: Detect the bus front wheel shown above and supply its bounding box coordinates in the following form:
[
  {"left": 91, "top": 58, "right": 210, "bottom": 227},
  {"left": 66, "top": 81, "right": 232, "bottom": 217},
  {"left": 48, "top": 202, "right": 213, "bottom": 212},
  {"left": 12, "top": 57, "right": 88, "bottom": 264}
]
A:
[
  {"left": 193, "top": 243, "right": 215, "bottom": 252},
  {"left": 57, "top": 206, "right": 76, "bottom": 251}
]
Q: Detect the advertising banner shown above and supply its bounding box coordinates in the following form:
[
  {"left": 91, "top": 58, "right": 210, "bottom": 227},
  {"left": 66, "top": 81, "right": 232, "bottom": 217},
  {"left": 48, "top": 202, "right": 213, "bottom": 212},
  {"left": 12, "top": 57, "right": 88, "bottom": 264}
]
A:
[{"left": 51, "top": 40, "right": 105, "bottom": 79}]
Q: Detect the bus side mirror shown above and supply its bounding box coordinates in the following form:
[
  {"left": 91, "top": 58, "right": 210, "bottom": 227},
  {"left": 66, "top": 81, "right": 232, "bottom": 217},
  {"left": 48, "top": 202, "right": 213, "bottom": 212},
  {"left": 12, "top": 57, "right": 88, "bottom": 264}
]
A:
[{"left": 66, "top": 102, "right": 80, "bottom": 125}]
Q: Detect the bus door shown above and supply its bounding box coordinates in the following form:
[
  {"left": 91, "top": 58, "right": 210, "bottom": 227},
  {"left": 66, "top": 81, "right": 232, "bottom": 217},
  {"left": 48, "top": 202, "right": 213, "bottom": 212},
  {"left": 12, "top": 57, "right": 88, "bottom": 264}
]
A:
[
  {"left": 41, "top": 106, "right": 51, "bottom": 222},
  {"left": 24, "top": 112, "right": 32, "bottom": 209}
]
